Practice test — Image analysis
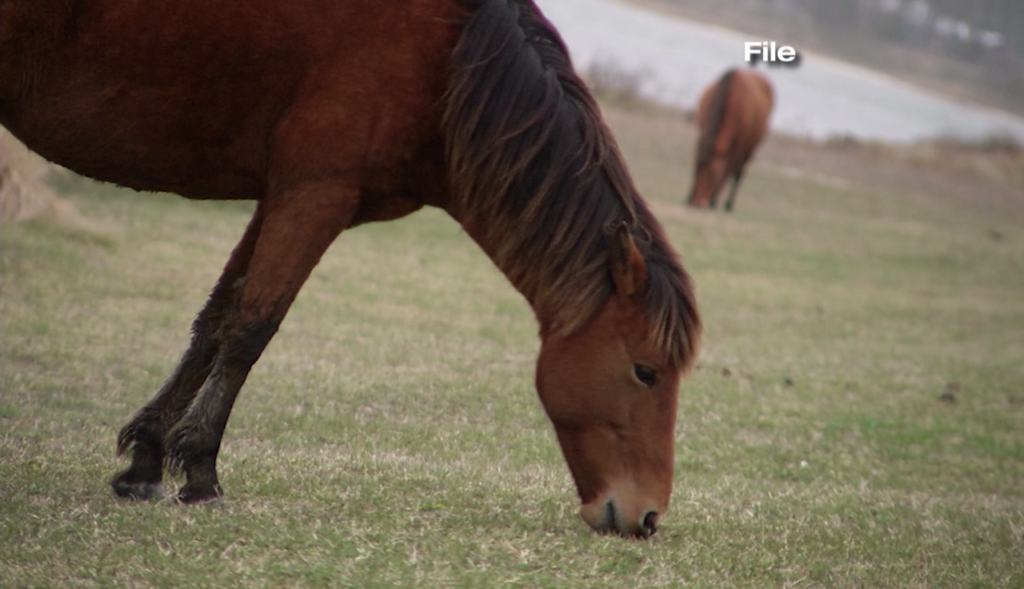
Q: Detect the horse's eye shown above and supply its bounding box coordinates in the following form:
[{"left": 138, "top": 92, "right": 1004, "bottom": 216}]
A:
[{"left": 634, "top": 364, "right": 657, "bottom": 387}]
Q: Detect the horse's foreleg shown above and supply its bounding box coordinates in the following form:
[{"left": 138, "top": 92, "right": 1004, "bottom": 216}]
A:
[
  {"left": 110, "top": 209, "right": 264, "bottom": 501},
  {"left": 164, "top": 184, "right": 357, "bottom": 504}
]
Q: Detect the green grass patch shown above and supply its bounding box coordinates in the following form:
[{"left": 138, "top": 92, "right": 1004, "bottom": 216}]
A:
[{"left": 3, "top": 103, "right": 1023, "bottom": 587}]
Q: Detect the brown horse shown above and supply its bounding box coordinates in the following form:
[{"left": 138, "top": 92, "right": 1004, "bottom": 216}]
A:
[
  {"left": 0, "top": 0, "right": 700, "bottom": 538},
  {"left": 687, "top": 68, "right": 774, "bottom": 211}
]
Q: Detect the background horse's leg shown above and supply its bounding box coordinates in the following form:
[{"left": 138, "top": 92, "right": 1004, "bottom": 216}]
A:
[
  {"left": 165, "top": 183, "right": 358, "bottom": 504},
  {"left": 709, "top": 138, "right": 741, "bottom": 209},
  {"left": 724, "top": 164, "right": 746, "bottom": 212},
  {"left": 709, "top": 171, "right": 730, "bottom": 209},
  {"left": 110, "top": 208, "right": 264, "bottom": 500}
]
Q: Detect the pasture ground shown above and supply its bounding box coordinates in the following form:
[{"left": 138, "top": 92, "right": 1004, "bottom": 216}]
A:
[{"left": 2, "top": 100, "right": 1022, "bottom": 588}]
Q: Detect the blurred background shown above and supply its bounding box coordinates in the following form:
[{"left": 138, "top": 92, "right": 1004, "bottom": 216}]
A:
[{"left": 536, "top": 0, "right": 1024, "bottom": 145}]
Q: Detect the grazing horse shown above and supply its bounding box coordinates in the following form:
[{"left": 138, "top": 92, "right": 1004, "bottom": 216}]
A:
[
  {"left": 0, "top": 0, "right": 700, "bottom": 538},
  {"left": 687, "top": 68, "right": 774, "bottom": 211}
]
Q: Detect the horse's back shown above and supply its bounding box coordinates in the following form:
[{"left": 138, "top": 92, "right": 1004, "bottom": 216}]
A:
[
  {"left": 735, "top": 71, "right": 773, "bottom": 137},
  {"left": 718, "top": 70, "right": 772, "bottom": 158},
  {"left": 0, "top": 0, "right": 462, "bottom": 202},
  {"left": 750, "top": 72, "right": 775, "bottom": 113}
]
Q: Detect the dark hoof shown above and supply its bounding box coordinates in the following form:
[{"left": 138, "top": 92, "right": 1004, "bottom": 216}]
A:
[
  {"left": 111, "top": 471, "right": 167, "bottom": 501},
  {"left": 176, "top": 482, "right": 224, "bottom": 505}
]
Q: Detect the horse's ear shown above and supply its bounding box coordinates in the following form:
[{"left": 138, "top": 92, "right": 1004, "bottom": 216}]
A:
[{"left": 609, "top": 222, "right": 647, "bottom": 298}]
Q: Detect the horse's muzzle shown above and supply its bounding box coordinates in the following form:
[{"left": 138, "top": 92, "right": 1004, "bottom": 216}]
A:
[{"left": 581, "top": 497, "right": 660, "bottom": 539}]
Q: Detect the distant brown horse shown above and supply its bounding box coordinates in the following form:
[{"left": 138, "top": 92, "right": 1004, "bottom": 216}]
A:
[
  {"left": 687, "top": 68, "right": 774, "bottom": 211},
  {"left": 0, "top": 0, "right": 700, "bottom": 537}
]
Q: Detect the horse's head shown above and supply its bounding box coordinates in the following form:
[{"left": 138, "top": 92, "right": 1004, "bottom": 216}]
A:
[{"left": 535, "top": 225, "right": 686, "bottom": 538}]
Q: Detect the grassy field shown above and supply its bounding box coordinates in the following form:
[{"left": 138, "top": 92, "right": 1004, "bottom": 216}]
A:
[{"left": 2, "top": 101, "right": 1023, "bottom": 588}]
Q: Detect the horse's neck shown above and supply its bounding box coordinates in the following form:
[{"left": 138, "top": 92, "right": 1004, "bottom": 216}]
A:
[
  {"left": 448, "top": 207, "right": 537, "bottom": 305},
  {"left": 444, "top": 200, "right": 602, "bottom": 339}
]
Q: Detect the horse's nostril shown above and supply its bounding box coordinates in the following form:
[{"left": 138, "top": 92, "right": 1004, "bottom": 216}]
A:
[
  {"left": 640, "top": 511, "right": 659, "bottom": 538},
  {"left": 604, "top": 499, "right": 618, "bottom": 533}
]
